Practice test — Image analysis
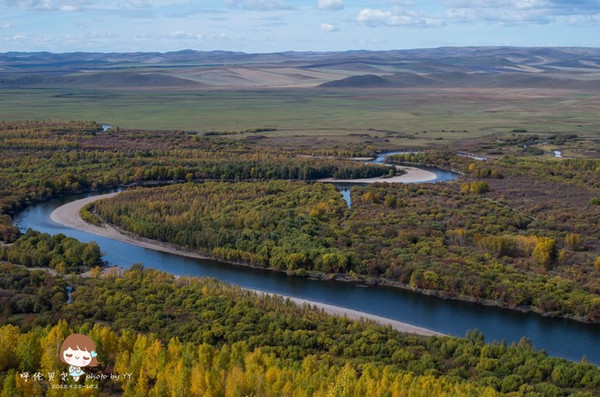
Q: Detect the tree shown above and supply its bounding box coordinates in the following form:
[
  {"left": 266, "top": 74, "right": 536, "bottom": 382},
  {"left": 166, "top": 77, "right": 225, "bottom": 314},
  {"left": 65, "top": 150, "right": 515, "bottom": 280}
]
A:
[
  {"left": 565, "top": 233, "right": 583, "bottom": 251},
  {"left": 532, "top": 237, "right": 556, "bottom": 269},
  {"left": 0, "top": 325, "right": 19, "bottom": 371},
  {"left": 1, "top": 369, "right": 19, "bottom": 397},
  {"left": 447, "top": 228, "right": 468, "bottom": 246},
  {"left": 90, "top": 266, "right": 103, "bottom": 278},
  {"left": 461, "top": 181, "right": 489, "bottom": 194},
  {"left": 319, "top": 252, "right": 347, "bottom": 273},
  {"left": 17, "top": 332, "right": 42, "bottom": 373},
  {"left": 470, "top": 181, "right": 489, "bottom": 194},
  {"left": 81, "top": 242, "right": 101, "bottom": 267},
  {"left": 284, "top": 253, "right": 307, "bottom": 271},
  {"left": 326, "top": 365, "right": 356, "bottom": 397},
  {"left": 384, "top": 195, "right": 397, "bottom": 208},
  {"left": 39, "top": 321, "right": 72, "bottom": 388}
]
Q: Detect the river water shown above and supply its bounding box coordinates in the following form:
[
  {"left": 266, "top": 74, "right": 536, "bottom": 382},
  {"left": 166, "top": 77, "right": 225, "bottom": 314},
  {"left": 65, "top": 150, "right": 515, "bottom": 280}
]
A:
[
  {"left": 13, "top": 159, "right": 600, "bottom": 364},
  {"left": 333, "top": 151, "right": 459, "bottom": 207}
]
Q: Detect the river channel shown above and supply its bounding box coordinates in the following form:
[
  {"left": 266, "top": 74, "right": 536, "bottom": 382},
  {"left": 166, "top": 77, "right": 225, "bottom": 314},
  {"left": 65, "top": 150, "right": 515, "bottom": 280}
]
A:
[{"left": 13, "top": 152, "right": 599, "bottom": 364}]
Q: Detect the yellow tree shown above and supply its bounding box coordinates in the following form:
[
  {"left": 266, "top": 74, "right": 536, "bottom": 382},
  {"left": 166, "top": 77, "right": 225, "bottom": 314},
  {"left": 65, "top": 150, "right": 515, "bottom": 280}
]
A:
[
  {"left": 325, "top": 365, "right": 356, "bottom": 397},
  {"left": 40, "top": 320, "right": 72, "bottom": 392},
  {"left": 189, "top": 363, "right": 208, "bottom": 397},
  {"left": 532, "top": 237, "right": 556, "bottom": 268},
  {"left": 0, "top": 325, "right": 19, "bottom": 372},
  {"left": 224, "top": 366, "right": 246, "bottom": 397}
]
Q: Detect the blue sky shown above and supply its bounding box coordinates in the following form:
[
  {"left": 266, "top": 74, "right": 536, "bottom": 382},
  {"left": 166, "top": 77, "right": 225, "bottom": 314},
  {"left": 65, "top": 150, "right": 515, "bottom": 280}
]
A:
[{"left": 0, "top": 0, "right": 599, "bottom": 53}]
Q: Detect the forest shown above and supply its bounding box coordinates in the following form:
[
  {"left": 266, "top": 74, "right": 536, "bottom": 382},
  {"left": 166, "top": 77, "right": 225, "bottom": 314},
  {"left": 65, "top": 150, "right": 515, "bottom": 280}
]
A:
[
  {"left": 0, "top": 120, "right": 390, "bottom": 242},
  {"left": 88, "top": 176, "right": 600, "bottom": 323},
  {"left": 1, "top": 264, "right": 599, "bottom": 396},
  {"left": 2, "top": 120, "right": 600, "bottom": 395},
  {"left": 0, "top": 230, "right": 101, "bottom": 273}
]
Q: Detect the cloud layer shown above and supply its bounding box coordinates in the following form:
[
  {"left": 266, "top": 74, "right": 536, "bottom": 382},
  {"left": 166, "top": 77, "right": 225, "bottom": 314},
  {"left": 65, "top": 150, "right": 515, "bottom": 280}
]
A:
[
  {"left": 317, "top": 0, "right": 343, "bottom": 11},
  {"left": 223, "top": 0, "right": 292, "bottom": 11},
  {"left": 1, "top": 0, "right": 599, "bottom": 53},
  {"left": 356, "top": 0, "right": 600, "bottom": 27}
]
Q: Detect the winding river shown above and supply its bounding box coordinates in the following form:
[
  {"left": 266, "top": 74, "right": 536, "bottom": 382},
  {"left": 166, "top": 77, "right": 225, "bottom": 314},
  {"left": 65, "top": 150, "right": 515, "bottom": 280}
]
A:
[
  {"left": 13, "top": 153, "right": 600, "bottom": 364},
  {"left": 333, "top": 151, "right": 459, "bottom": 207}
]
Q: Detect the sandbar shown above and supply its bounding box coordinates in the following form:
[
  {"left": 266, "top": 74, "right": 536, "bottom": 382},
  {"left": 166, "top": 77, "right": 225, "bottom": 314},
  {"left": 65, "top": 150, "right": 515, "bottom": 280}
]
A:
[{"left": 319, "top": 165, "right": 437, "bottom": 184}]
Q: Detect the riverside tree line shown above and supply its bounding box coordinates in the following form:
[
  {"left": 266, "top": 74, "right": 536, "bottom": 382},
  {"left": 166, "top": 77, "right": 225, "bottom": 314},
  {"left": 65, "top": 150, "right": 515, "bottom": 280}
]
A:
[
  {"left": 87, "top": 179, "right": 600, "bottom": 323},
  {"left": 1, "top": 264, "right": 599, "bottom": 396}
]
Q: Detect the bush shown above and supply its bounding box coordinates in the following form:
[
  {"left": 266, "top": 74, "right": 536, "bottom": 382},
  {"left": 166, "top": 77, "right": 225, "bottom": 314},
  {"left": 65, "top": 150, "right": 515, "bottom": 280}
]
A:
[
  {"left": 565, "top": 233, "right": 583, "bottom": 251},
  {"left": 462, "top": 181, "right": 490, "bottom": 194}
]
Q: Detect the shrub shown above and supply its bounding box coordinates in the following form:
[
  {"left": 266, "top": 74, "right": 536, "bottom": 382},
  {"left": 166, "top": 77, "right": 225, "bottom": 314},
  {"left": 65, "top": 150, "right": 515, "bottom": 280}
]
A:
[{"left": 565, "top": 233, "right": 583, "bottom": 251}]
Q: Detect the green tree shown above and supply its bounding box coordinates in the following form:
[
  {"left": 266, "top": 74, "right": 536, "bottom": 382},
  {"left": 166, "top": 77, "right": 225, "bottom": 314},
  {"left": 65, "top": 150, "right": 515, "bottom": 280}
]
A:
[{"left": 81, "top": 242, "right": 102, "bottom": 267}]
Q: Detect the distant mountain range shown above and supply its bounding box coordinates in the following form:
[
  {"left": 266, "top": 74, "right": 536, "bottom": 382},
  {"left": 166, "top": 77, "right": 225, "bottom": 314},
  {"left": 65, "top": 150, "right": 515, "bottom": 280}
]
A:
[{"left": 1, "top": 47, "right": 599, "bottom": 90}]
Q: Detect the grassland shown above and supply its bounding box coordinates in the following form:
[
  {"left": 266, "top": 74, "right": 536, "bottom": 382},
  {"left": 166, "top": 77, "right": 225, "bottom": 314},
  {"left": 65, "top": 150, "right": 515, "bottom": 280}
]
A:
[
  {"left": 2, "top": 88, "right": 599, "bottom": 153},
  {"left": 3, "top": 48, "right": 600, "bottom": 154}
]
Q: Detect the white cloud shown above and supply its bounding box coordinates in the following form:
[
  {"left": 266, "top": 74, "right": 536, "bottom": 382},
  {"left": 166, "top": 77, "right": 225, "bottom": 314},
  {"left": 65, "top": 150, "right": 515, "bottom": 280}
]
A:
[
  {"left": 317, "top": 0, "right": 343, "bottom": 10},
  {"left": 443, "top": 0, "right": 552, "bottom": 8},
  {"left": 0, "top": 0, "right": 89, "bottom": 11},
  {"left": 320, "top": 22, "right": 336, "bottom": 31},
  {"left": 87, "top": 30, "right": 117, "bottom": 38},
  {"left": 442, "top": 0, "right": 600, "bottom": 24},
  {"left": 128, "top": 0, "right": 151, "bottom": 8},
  {"left": 356, "top": 7, "right": 443, "bottom": 26},
  {"left": 223, "top": 0, "right": 292, "bottom": 11},
  {"left": 1, "top": 22, "right": 11, "bottom": 28},
  {"left": 2, "top": 34, "right": 26, "bottom": 41},
  {"left": 514, "top": 0, "right": 548, "bottom": 10},
  {"left": 389, "top": 0, "right": 416, "bottom": 5},
  {"left": 568, "top": 13, "right": 600, "bottom": 25},
  {"left": 169, "top": 31, "right": 203, "bottom": 40},
  {"left": 444, "top": 1, "right": 552, "bottom": 24},
  {"left": 354, "top": 0, "right": 600, "bottom": 27},
  {"left": 213, "top": 31, "right": 241, "bottom": 41},
  {"left": 0, "top": 0, "right": 190, "bottom": 11},
  {"left": 356, "top": 8, "right": 391, "bottom": 24}
]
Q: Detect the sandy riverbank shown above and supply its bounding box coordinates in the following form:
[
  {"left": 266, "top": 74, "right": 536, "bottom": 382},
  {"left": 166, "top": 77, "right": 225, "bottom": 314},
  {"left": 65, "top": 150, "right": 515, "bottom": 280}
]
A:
[
  {"left": 50, "top": 192, "right": 443, "bottom": 337},
  {"left": 257, "top": 292, "right": 442, "bottom": 336},
  {"left": 319, "top": 165, "right": 437, "bottom": 184},
  {"left": 50, "top": 193, "right": 216, "bottom": 261}
]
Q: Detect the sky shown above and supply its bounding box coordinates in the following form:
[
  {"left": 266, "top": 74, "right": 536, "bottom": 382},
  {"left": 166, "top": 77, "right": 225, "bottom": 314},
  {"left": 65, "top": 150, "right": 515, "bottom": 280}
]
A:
[{"left": 0, "top": 0, "right": 599, "bottom": 53}]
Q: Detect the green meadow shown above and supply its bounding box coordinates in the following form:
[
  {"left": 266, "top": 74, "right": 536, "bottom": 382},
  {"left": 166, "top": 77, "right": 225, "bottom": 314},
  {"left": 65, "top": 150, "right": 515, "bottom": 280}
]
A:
[{"left": 2, "top": 88, "right": 599, "bottom": 150}]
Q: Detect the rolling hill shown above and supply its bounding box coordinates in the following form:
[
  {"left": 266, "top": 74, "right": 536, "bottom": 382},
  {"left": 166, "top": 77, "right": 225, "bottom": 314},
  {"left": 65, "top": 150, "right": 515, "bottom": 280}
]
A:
[{"left": 1, "top": 47, "right": 599, "bottom": 90}]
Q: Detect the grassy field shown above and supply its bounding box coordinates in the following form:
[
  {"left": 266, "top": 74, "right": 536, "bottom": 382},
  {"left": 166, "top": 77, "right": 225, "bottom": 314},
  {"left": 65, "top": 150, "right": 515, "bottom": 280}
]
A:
[{"left": 2, "top": 87, "right": 599, "bottom": 151}]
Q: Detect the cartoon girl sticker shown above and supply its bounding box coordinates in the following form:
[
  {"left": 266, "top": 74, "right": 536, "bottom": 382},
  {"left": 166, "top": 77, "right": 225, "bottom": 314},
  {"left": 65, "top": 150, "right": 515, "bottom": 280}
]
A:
[{"left": 59, "top": 334, "right": 99, "bottom": 381}]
